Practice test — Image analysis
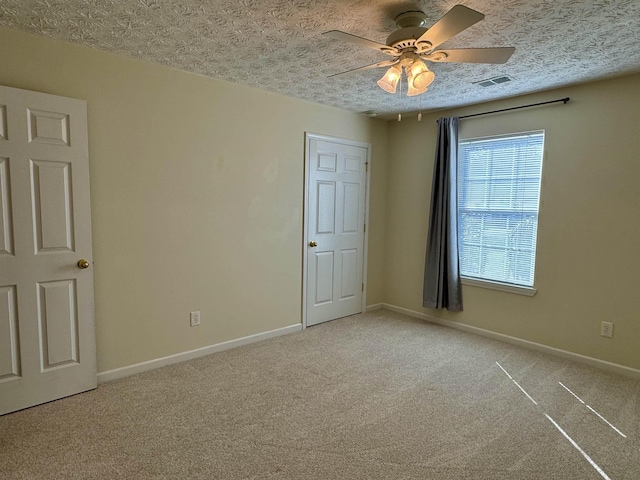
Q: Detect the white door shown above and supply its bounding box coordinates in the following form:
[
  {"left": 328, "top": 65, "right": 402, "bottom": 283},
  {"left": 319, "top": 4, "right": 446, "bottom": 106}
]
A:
[
  {"left": 0, "top": 85, "right": 96, "bottom": 415},
  {"left": 305, "top": 134, "right": 369, "bottom": 327}
]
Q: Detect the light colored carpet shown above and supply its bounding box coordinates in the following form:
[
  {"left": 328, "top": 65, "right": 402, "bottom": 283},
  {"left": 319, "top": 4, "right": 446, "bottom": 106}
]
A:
[{"left": 1, "top": 309, "right": 638, "bottom": 479}]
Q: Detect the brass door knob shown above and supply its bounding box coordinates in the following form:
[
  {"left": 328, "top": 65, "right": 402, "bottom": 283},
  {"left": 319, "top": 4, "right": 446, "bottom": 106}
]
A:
[
  {"left": 77, "top": 259, "right": 90, "bottom": 269},
  {"left": 309, "top": 241, "right": 318, "bottom": 247}
]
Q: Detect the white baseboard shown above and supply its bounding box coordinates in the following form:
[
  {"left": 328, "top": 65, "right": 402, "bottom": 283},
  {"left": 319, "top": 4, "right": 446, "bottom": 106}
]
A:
[
  {"left": 97, "top": 323, "right": 303, "bottom": 383},
  {"left": 365, "top": 303, "right": 384, "bottom": 312},
  {"left": 381, "top": 303, "right": 640, "bottom": 379}
]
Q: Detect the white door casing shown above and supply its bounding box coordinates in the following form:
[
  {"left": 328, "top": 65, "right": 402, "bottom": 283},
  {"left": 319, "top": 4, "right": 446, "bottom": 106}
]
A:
[
  {"left": 0, "top": 85, "right": 96, "bottom": 415},
  {"left": 304, "top": 134, "right": 370, "bottom": 327}
]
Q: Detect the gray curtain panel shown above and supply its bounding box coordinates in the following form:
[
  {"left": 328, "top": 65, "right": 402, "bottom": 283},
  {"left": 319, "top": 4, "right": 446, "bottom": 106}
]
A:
[{"left": 423, "top": 117, "right": 463, "bottom": 311}]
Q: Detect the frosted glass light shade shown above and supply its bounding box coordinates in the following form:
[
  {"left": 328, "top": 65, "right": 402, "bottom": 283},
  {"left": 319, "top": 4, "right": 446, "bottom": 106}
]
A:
[
  {"left": 410, "top": 60, "right": 435, "bottom": 90},
  {"left": 407, "top": 74, "right": 428, "bottom": 96},
  {"left": 413, "top": 70, "right": 435, "bottom": 89},
  {"left": 409, "top": 60, "right": 428, "bottom": 77},
  {"left": 377, "top": 65, "right": 402, "bottom": 93}
]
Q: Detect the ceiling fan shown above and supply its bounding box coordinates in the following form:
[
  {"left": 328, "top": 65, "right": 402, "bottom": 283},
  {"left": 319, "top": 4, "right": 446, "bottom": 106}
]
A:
[{"left": 323, "top": 4, "right": 515, "bottom": 96}]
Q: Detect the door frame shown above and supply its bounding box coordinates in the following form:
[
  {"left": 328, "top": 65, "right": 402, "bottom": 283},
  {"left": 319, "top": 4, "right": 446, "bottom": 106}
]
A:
[{"left": 302, "top": 132, "right": 371, "bottom": 329}]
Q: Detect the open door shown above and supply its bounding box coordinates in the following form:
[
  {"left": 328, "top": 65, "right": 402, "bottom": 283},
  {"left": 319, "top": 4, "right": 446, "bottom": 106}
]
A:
[{"left": 0, "top": 85, "right": 96, "bottom": 415}]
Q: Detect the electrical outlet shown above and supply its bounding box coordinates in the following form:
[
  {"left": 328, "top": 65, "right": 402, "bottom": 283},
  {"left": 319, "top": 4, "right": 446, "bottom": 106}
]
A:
[
  {"left": 600, "top": 321, "right": 613, "bottom": 338},
  {"left": 190, "top": 311, "right": 201, "bottom": 327}
]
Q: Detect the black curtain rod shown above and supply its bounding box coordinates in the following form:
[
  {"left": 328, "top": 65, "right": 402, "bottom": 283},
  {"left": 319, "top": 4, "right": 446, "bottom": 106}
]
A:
[{"left": 457, "top": 97, "right": 570, "bottom": 120}]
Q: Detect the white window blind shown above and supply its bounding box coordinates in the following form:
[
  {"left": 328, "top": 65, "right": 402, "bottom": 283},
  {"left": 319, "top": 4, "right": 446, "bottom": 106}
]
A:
[{"left": 457, "top": 131, "right": 544, "bottom": 287}]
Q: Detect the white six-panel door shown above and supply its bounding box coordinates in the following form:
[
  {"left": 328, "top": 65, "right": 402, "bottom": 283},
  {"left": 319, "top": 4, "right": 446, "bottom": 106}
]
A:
[
  {"left": 0, "top": 85, "right": 96, "bottom": 415},
  {"left": 305, "top": 134, "right": 369, "bottom": 327}
]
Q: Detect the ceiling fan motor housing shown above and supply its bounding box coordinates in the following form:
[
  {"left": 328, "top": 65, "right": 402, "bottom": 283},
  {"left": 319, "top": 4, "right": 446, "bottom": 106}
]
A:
[
  {"left": 388, "top": 11, "right": 431, "bottom": 52},
  {"left": 386, "top": 27, "right": 429, "bottom": 51}
]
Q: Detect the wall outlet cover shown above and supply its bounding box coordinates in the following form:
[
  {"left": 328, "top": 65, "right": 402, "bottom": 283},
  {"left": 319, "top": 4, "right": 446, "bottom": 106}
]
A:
[{"left": 600, "top": 321, "right": 613, "bottom": 338}]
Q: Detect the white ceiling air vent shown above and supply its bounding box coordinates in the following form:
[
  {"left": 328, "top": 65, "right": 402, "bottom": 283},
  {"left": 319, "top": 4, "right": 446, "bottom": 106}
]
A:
[{"left": 474, "top": 75, "right": 514, "bottom": 87}]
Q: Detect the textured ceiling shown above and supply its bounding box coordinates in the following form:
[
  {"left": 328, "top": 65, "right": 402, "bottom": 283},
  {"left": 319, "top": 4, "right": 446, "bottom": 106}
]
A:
[{"left": 1, "top": 0, "right": 640, "bottom": 117}]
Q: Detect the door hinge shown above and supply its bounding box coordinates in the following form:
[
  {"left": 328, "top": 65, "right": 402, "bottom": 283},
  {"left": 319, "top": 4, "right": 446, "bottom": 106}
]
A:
[
  {"left": 362, "top": 283, "right": 364, "bottom": 292},
  {"left": 364, "top": 224, "right": 366, "bottom": 233},
  {"left": 365, "top": 162, "right": 369, "bottom": 172}
]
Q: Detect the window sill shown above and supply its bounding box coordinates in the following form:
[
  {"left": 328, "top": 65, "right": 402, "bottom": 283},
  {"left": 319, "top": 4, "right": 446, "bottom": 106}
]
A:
[{"left": 461, "top": 277, "right": 537, "bottom": 297}]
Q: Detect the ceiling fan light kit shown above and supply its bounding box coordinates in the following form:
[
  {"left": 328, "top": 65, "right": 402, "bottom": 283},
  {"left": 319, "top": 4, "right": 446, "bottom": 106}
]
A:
[{"left": 323, "top": 4, "right": 515, "bottom": 97}]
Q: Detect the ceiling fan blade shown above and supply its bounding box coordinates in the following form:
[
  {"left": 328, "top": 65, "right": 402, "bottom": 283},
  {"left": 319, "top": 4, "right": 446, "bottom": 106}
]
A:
[
  {"left": 328, "top": 59, "right": 399, "bottom": 78},
  {"left": 415, "top": 5, "right": 484, "bottom": 52},
  {"left": 425, "top": 47, "right": 515, "bottom": 64},
  {"left": 322, "top": 30, "right": 399, "bottom": 56}
]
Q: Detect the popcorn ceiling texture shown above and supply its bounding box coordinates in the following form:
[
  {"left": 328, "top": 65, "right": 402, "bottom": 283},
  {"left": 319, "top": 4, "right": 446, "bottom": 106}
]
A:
[{"left": 1, "top": 0, "right": 639, "bottom": 115}]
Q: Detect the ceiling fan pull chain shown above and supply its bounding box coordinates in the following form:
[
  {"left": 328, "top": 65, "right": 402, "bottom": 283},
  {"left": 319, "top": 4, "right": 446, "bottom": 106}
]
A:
[{"left": 397, "top": 70, "right": 403, "bottom": 121}]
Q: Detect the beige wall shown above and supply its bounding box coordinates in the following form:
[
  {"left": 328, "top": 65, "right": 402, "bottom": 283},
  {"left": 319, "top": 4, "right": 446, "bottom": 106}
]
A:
[
  {"left": 385, "top": 73, "right": 640, "bottom": 370},
  {"left": 0, "top": 26, "right": 388, "bottom": 372}
]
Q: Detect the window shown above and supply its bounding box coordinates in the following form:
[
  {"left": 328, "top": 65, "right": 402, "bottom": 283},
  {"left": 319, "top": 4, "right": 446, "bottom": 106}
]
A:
[{"left": 457, "top": 131, "right": 544, "bottom": 290}]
